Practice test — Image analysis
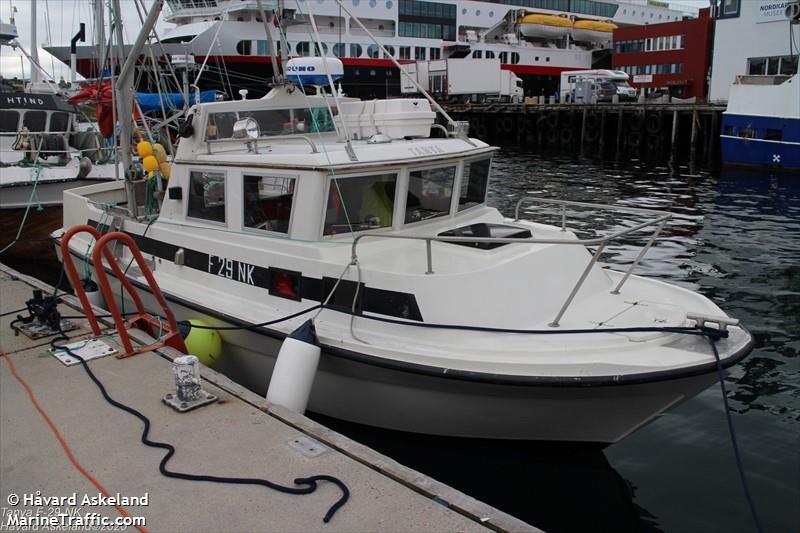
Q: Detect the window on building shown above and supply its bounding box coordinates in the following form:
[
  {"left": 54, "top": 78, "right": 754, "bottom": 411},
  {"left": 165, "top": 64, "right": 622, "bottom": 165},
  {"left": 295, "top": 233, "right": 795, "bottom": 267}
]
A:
[
  {"left": 399, "top": 46, "right": 411, "bottom": 60},
  {"left": 243, "top": 175, "right": 295, "bottom": 234},
  {"left": 22, "top": 111, "right": 46, "bottom": 132},
  {"left": 0, "top": 110, "right": 19, "bottom": 132},
  {"left": 350, "top": 43, "right": 363, "bottom": 57},
  {"left": 188, "top": 171, "right": 226, "bottom": 223},
  {"left": 458, "top": 158, "right": 490, "bottom": 211},
  {"left": 720, "top": 0, "right": 740, "bottom": 18},
  {"left": 324, "top": 173, "right": 397, "bottom": 235},
  {"left": 405, "top": 166, "right": 455, "bottom": 223}
]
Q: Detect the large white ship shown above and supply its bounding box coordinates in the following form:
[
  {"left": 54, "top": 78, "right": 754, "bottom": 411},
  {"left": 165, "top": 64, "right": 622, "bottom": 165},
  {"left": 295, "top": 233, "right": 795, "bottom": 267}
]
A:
[{"left": 45, "top": 0, "right": 686, "bottom": 98}]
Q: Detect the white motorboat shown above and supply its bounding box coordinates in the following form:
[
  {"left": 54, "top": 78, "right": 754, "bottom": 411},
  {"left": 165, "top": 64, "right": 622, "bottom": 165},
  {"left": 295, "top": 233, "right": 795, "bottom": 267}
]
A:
[{"left": 54, "top": 54, "right": 752, "bottom": 443}]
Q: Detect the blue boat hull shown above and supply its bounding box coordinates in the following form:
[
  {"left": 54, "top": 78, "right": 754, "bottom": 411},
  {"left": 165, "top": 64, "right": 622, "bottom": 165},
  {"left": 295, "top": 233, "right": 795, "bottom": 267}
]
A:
[{"left": 720, "top": 114, "right": 800, "bottom": 171}]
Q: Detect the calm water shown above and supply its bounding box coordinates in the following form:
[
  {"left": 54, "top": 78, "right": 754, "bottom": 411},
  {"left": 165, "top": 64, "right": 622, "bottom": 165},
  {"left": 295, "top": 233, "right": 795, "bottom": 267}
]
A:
[
  {"left": 6, "top": 149, "right": 798, "bottom": 532},
  {"left": 315, "top": 150, "right": 800, "bottom": 533}
]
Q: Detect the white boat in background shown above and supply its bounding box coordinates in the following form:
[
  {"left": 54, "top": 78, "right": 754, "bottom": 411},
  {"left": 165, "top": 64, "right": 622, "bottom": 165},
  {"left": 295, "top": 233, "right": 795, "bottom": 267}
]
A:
[
  {"left": 44, "top": 0, "right": 687, "bottom": 98},
  {"left": 55, "top": 43, "right": 753, "bottom": 442}
]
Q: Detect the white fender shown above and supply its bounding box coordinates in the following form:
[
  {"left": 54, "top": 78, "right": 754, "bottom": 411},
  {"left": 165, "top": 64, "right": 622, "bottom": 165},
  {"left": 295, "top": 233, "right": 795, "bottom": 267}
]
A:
[{"left": 266, "top": 319, "right": 321, "bottom": 414}]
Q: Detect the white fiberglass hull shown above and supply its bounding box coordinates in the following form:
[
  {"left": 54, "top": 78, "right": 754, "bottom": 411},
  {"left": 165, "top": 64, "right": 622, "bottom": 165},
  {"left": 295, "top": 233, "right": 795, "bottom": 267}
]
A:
[{"left": 65, "top": 248, "right": 749, "bottom": 443}]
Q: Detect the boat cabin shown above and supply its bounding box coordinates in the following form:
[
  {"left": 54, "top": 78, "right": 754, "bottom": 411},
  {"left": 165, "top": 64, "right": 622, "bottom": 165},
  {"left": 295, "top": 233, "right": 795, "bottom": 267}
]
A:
[{"left": 161, "top": 84, "right": 497, "bottom": 243}]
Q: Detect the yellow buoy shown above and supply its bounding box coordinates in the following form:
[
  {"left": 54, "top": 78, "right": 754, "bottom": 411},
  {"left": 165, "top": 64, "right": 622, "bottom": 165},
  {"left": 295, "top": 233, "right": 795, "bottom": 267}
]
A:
[
  {"left": 159, "top": 162, "right": 172, "bottom": 178},
  {"left": 142, "top": 155, "right": 159, "bottom": 172},
  {"left": 152, "top": 143, "right": 168, "bottom": 164},
  {"left": 181, "top": 320, "right": 223, "bottom": 367},
  {"left": 137, "top": 141, "right": 153, "bottom": 158}
]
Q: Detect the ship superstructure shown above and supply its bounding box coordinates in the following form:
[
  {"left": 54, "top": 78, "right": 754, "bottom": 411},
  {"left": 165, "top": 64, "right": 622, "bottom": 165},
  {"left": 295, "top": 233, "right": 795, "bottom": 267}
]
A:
[{"left": 45, "top": 0, "right": 687, "bottom": 98}]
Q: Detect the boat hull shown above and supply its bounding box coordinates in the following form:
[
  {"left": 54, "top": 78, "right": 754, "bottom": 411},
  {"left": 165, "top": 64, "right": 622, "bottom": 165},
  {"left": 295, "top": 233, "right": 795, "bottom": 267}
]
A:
[
  {"left": 70, "top": 249, "right": 738, "bottom": 443},
  {"left": 721, "top": 114, "right": 800, "bottom": 171},
  {"left": 0, "top": 205, "right": 62, "bottom": 259}
]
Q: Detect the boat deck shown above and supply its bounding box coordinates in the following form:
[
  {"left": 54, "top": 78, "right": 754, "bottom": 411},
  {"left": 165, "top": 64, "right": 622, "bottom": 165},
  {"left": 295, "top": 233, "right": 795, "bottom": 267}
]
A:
[{"left": 0, "top": 264, "right": 537, "bottom": 532}]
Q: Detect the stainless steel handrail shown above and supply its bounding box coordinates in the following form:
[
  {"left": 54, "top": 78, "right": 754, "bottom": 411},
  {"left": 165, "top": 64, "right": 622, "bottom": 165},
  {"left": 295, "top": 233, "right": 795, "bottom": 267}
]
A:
[
  {"left": 350, "top": 199, "right": 673, "bottom": 327},
  {"left": 205, "top": 134, "right": 319, "bottom": 155}
]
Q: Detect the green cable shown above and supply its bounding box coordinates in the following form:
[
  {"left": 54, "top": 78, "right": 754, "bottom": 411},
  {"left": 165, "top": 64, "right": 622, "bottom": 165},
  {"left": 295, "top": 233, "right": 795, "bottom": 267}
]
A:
[{"left": 0, "top": 165, "right": 45, "bottom": 257}]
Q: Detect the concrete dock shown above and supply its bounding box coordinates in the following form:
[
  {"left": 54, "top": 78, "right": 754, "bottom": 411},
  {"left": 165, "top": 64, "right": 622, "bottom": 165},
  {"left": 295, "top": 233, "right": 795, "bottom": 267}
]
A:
[{"left": 0, "top": 264, "right": 537, "bottom": 532}]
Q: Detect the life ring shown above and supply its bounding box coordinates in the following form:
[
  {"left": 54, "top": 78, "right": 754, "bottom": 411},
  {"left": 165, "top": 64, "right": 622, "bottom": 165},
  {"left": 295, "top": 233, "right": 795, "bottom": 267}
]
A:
[
  {"left": 628, "top": 130, "right": 643, "bottom": 148},
  {"left": 498, "top": 117, "right": 514, "bottom": 134},
  {"left": 628, "top": 113, "right": 645, "bottom": 132},
  {"left": 560, "top": 128, "right": 574, "bottom": 144},
  {"left": 646, "top": 114, "right": 663, "bottom": 134},
  {"left": 546, "top": 111, "right": 559, "bottom": 129}
]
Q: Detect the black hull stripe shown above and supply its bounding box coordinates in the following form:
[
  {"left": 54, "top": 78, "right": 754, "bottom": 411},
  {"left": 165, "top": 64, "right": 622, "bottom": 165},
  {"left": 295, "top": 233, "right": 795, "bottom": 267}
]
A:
[
  {"left": 65, "top": 247, "right": 754, "bottom": 388},
  {"left": 86, "top": 219, "right": 423, "bottom": 322}
]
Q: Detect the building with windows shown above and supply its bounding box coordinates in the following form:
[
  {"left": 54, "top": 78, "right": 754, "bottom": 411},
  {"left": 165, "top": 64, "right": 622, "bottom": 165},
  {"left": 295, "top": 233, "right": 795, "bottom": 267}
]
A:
[
  {"left": 611, "top": 8, "right": 714, "bottom": 99},
  {"left": 709, "top": 0, "right": 800, "bottom": 101}
]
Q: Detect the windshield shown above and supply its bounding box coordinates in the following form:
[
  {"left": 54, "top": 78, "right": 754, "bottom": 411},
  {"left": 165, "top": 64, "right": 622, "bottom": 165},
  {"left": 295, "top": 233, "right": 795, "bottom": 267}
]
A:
[{"left": 205, "top": 107, "right": 336, "bottom": 140}]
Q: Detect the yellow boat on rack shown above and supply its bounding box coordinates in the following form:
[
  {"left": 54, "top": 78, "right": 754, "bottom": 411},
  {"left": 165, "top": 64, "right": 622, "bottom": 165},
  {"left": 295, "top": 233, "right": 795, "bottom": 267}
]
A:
[
  {"left": 572, "top": 20, "right": 617, "bottom": 42},
  {"left": 518, "top": 13, "right": 572, "bottom": 39}
]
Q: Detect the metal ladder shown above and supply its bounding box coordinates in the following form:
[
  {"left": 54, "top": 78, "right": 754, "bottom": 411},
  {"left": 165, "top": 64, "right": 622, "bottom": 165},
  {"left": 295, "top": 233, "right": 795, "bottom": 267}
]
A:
[{"left": 60, "top": 224, "right": 187, "bottom": 357}]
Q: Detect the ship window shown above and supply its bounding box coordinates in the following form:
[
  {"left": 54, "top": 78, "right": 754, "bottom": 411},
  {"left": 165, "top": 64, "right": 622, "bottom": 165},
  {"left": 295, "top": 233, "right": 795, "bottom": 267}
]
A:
[
  {"left": 243, "top": 175, "right": 296, "bottom": 234},
  {"left": 332, "top": 43, "right": 346, "bottom": 57},
  {"left": 458, "top": 158, "right": 490, "bottom": 211},
  {"left": 511, "top": 52, "right": 519, "bottom": 64},
  {"left": 747, "top": 57, "right": 766, "bottom": 75},
  {"left": 367, "top": 44, "right": 380, "bottom": 58},
  {"left": 767, "top": 57, "right": 779, "bottom": 76},
  {"left": 781, "top": 55, "right": 798, "bottom": 75},
  {"left": 324, "top": 173, "right": 397, "bottom": 235},
  {"left": 49, "top": 112, "right": 69, "bottom": 132},
  {"left": 720, "top": 0, "right": 740, "bottom": 18},
  {"left": 405, "top": 166, "right": 455, "bottom": 223},
  {"left": 722, "top": 125, "right": 733, "bottom": 136},
  {"left": 188, "top": 171, "right": 226, "bottom": 223},
  {"left": 296, "top": 41, "right": 311, "bottom": 56},
  {"left": 399, "top": 46, "right": 411, "bottom": 60},
  {"left": 0, "top": 110, "right": 20, "bottom": 132},
  {"left": 22, "top": 111, "right": 46, "bottom": 132},
  {"left": 429, "top": 47, "right": 440, "bottom": 60},
  {"left": 737, "top": 127, "right": 756, "bottom": 139},
  {"left": 350, "top": 43, "right": 363, "bottom": 57},
  {"left": 415, "top": 46, "right": 426, "bottom": 60},
  {"left": 764, "top": 129, "right": 782, "bottom": 141},
  {"left": 384, "top": 45, "right": 395, "bottom": 58},
  {"left": 498, "top": 52, "right": 508, "bottom": 63},
  {"left": 485, "top": 50, "right": 495, "bottom": 59},
  {"left": 472, "top": 50, "right": 481, "bottom": 59},
  {"left": 236, "top": 40, "right": 252, "bottom": 55}
]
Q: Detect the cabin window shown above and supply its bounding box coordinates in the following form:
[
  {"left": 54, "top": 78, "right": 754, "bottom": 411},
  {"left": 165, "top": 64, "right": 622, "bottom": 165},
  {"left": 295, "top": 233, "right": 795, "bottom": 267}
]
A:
[
  {"left": 737, "top": 127, "right": 756, "bottom": 139},
  {"left": 498, "top": 52, "right": 508, "bottom": 64},
  {"left": 458, "top": 158, "right": 490, "bottom": 211},
  {"left": 324, "top": 173, "right": 397, "bottom": 235},
  {"left": 367, "top": 44, "right": 380, "bottom": 59},
  {"left": 0, "top": 110, "right": 19, "bottom": 132},
  {"left": 332, "top": 43, "right": 346, "bottom": 57},
  {"left": 485, "top": 50, "right": 495, "bottom": 59},
  {"left": 350, "top": 43, "right": 363, "bottom": 58},
  {"left": 236, "top": 40, "right": 252, "bottom": 55},
  {"left": 472, "top": 50, "right": 482, "bottom": 59},
  {"left": 764, "top": 129, "right": 783, "bottom": 141},
  {"left": 399, "top": 46, "right": 411, "bottom": 60},
  {"left": 415, "top": 47, "right": 426, "bottom": 60},
  {"left": 243, "top": 175, "right": 295, "bottom": 233},
  {"left": 188, "top": 171, "right": 226, "bottom": 223},
  {"left": 50, "top": 112, "right": 69, "bottom": 132},
  {"left": 296, "top": 42, "right": 311, "bottom": 56},
  {"left": 511, "top": 52, "right": 520, "bottom": 64},
  {"left": 384, "top": 45, "right": 395, "bottom": 58},
  {"left": 405, "top": 166, "right": 455, "bottom": 223},
  {"left": 22, "top": 111, "right": 46, "bottom": 132}
]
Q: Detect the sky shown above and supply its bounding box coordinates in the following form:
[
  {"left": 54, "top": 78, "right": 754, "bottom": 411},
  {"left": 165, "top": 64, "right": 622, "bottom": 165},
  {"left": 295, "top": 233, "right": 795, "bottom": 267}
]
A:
[{"left": 0, "top": 0, "right": 710, "bottom": 82}]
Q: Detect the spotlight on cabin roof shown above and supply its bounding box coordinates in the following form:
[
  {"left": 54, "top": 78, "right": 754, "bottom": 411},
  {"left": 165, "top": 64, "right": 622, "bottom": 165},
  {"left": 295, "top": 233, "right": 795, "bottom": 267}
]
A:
[{"left": 285, "top": 57, "right": 344, "bottom": 87}]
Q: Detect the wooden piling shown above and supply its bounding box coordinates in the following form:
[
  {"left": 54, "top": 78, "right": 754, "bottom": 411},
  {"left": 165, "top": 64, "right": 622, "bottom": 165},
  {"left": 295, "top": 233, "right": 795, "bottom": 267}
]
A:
[
  {"left": 616, "top": 110, "right": 623, "bottom": 160},
  {"left": 599, "top": 110, "right": 607, "bottom": 158},
  {"left": 669, "top": 110, "right": 679, "bottom": 169},
  {"left": 580, "top": 107, "right": 588, "bottom": 156},
  {"left": 689, "top": 109, "right": 699, "bottom": 170}
]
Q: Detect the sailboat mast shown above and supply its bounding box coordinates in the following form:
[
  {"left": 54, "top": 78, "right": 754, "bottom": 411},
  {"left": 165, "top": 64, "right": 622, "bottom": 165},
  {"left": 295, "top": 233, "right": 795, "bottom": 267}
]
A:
[
  {"left": 95, "top": 0, "right": 106, "bottom": 76},
  {"left": 29, "top": 0, "right": 40, "bottom": 84}
]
